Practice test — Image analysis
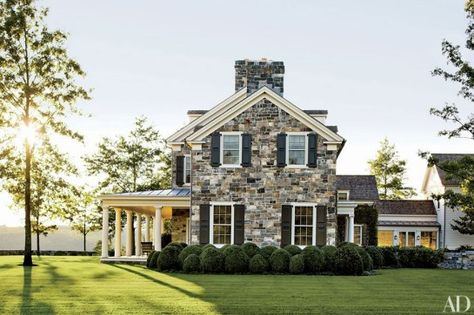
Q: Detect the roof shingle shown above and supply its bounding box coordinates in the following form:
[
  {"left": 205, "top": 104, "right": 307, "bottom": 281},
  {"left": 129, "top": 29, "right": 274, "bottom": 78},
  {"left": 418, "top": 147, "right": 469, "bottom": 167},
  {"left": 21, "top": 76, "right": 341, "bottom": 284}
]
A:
[
  {"left": 336, "top": 175, "right": 379, "bottom": 201},
  {"left": 375, "top": 200, "right": 436, "bottom": 215}
]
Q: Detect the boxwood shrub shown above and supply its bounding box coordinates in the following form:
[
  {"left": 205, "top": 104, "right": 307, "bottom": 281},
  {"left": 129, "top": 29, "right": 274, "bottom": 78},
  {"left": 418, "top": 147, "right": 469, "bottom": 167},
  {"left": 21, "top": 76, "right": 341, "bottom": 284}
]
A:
[
  {"left": 178, "top": 245, "right": 202, "bottom": 268},
  {"left": 302, "top": 246, "right": 325, "bottom": 273},
  {"left": 379, "top": 246, "right": 399, "bottom": 268},
  {"left": 284, "top": 245, "right": 302, "bottom": 256},
  {"left": 183, "top": 254, "right": 201, "bottom": 273},
  {"left": 223, "top": 245, "right": 249, "bottom": 273},
  {"left": 321, "top": 245, "right": 337, "bottom": 272},
  {"left": 200, "top": 247, "right": 225, "bottom": 273},
  {"left": 146, "top": 250, "right": 156, "bottom": 268},
  {"left": 241, "top": 242, "right": 260, "bottom": 258},
  {"left": 365, "top": 246, "right": 384, "bottom": 269},
  {"left": 249, "top": 254, "right": 269, "bottom": 274},
  {"left": 398, "top": 247, "right": 444, "bottom": 268},
  {"left": 260, "top": 245, "right": 278, "bottom": 260},
  {"left": 157, "top": 245, "right": 182, "bottom": 271},
  {"left": 289, "top": 254, "right": 305, "bottom": 274},
  {"left": 355, "top": 246, "right": 373, "bottom": 271},
  {"left": 269, "top": 249, "right": 291, "bottom": 273},
  {"left": 202, "top": 244, "right": 216, "bottom": 251},
  {"left": 334, "top": 245, "right": 363, "bottom": 275},
  {"left": 149, "top": 251, "right": 160, "bottom": 269}
]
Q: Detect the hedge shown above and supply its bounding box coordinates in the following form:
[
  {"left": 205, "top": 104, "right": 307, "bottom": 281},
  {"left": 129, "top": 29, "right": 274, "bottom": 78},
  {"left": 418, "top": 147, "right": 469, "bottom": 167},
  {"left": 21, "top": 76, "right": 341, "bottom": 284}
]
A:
[
  {"left": 200, "top": 247, "right": 225, "bottom": 273},
  {"left": 249, "top": 254, "right": 269, "bottom": 273},
  {"left": 398, "top": 247, "right": 444, "bottom": 268},
  {"left": 183, "top": 254, "right": 201, "bottom": 273},
  {"left": 149, "top": 251, "right": 161, "bottom": 269},
  {"left": 269, "top": 249, "right": 291, "bottom": 273},
  {"left": 157, "top": 245, "right": 181, "bottom": 271},
  {"left": 379, "top": 246, "right": 400, "bottom": 268},
  {"left": 321, "top": 245, "right": 337, "bottom": 272},
  {"left": 224, "top": 245, "right": 250, "bottom": 273},
  {"left": 241, "top": 242, "right": 260, "bottom": 258},
  {"left": 178, "top": 245, "right": 202, "bottom": 268},
  {"left": 365, "top": 246, "right": 384, "bottom": 269},
  {"left": 302, "top": 246, "right": 325, "bottom": 273},
  {"left": 355, "top": 246, "right": 373, "bottom": 271},
  {"left": 146, "top": 250, "right": 156, "bottom": 268},
  {"left": 289, "top": 254, "right": 305, "bottom": 274},
  {"left": 335, "top": 245, "right": 363, "bottom": 275},
  {"left": 284, "top": 245, "right": 302, "bottom": 256}
]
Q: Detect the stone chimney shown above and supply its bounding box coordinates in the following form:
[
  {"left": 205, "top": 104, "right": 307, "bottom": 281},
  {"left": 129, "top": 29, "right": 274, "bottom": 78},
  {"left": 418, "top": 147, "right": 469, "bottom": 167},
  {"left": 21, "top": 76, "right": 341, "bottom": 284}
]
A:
[{"left": 234, "top": 58, "right": 285, "bottom": 95}]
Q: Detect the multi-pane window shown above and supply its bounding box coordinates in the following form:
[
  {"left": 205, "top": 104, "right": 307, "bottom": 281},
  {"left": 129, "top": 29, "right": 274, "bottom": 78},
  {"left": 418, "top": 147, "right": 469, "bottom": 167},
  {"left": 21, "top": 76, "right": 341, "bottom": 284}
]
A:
[
  {"left": 222, "top": 135, "right": 240, "bottom": 165},
  {"left": 354, "top": 224, "right": 363, "bottom": 245},
  {"left": 337, "top": 191, "right": 349, "bottom": 201},
  {"left": 288, "top": 135, "right": 306, "bottom": 165},
  {"left": 398, "top": 231, "right": 415, "bottom": 247},
  {"left": 377, "top": 230, "right": 393, "bottom": 247},
  {"left": 294, "top": 206, "right": 313, "bottom": 246},
  {"left": 213, "top": 205, "right": 232, "bottom": 244},
  {"left": 421, "top": 231, "right": 437, "bottom": 249},
  {"left": 184, "top": 155, "right": 191, "bottom": 184}
]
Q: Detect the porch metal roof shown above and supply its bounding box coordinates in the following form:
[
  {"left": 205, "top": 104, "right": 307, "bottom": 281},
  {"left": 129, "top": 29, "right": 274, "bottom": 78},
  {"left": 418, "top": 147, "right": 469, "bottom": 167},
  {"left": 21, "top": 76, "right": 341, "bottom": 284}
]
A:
[
  {"left": 106, "top": 188, "right": 191, "bottom": 198},
  {"left": 378, "top": 220, "right": 441, "bottom": 228}
]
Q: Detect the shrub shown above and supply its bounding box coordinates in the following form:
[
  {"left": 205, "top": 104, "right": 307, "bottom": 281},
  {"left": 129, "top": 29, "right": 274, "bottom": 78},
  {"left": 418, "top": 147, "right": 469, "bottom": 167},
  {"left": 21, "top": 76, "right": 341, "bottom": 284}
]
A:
[
  {"left": 399, "top": 247, "right": 444, "bottom": 268},
  {"left": 356, "top": 247, "right": 373, "bottom": 271},
  {"left": 149, "top": 251, "right": 161, "bottom": 269},
  {"left": 200, "top": 247, "right": 225, "bottom": 273},
  {"left": 321, "top": 245, "right": 337, "bottom": 272},
  {"left": 379, "top": 247, "right": 399, "bottom": 268},
  {"left": 224, "top": 245, "right": 249, "bottom": 273},
  {"left": 284, "top": 245, "right": 302, "bottom": 256},
  {"left": 269, "top": 249, "right": 291, "bottom": 273},
  {"left": 202, "top": 244, "right": 216, "bottom": 252},
  {"left": 289, "top": 254, "right": 305, "bottom": 274},
  {"left": 334, "top": 245, "right": 363, "bottom": 275},
  {"left": 241, "top": 243, "right": 260, "bottom": 258},
  {"left": 167, "top": 242, "right": 186, "bottom": 250},
  {"left": 220, "top": 244, "right": 232, "bottom": 253},
  {"left": 302, "top": 246, "right": 325, "bottom": 273},
  {"left": 157, "top": 245, "right": 181, "bottom": 271},
  {"left": 365, "top": 246, "right": 384, "bottom": 269},
  {"left": 249, "top": 254, "right": 269, "bottom": 274},
  {"left": 183, "top": 254, "right": 201, "bottom": 273},
  {"left": 260, "top": 246, "right": 278, "bottom": 260},
  {"left": 178, "top": 245, "right": 202, "bottom": 268},
  {"left": 146, "top": 250, "right": 156, "bottom": 268}
]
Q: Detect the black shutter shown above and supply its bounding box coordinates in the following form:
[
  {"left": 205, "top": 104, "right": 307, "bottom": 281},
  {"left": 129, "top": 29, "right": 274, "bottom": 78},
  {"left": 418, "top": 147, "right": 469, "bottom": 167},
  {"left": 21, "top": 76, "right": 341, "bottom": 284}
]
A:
[
  {"left": 199, "top": 204, "right": 210, "bottom": 244},
  {"left": 281, "top": 205, "right": 292, "bottom": 248},
  {"left": 210, "top": 133, "right": 221, "bottom": 167},
  {"left": 307, "top": 133, "right": 318, "bottom": 168},
  {"left": 277, "top": 133, "right": 287, "bottom": 167},
  {"left": 316, "top": 206, "right": 327, "bottom": 246},
  {"left": 241, "top": 134, "right": 252, "bottom": 167},
  {"left": 176, "top": 156, "right": 184, "bottom": 187},
  {"left": 234, "top": 205, "right": 245, "bottom": 245}
]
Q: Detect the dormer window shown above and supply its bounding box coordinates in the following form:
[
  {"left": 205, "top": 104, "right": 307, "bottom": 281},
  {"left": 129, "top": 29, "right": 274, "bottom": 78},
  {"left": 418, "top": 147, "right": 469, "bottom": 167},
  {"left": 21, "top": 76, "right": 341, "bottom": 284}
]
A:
[{"left": 337, "top": 191, "right": 350, "bottom": 201}]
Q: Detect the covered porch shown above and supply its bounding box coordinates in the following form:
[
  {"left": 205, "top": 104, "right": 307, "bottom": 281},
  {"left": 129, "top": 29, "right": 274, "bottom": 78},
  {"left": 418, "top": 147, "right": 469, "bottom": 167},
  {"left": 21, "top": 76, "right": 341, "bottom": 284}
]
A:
[{"left": 98, "top": 188, "right": 191, "bottom": 263}]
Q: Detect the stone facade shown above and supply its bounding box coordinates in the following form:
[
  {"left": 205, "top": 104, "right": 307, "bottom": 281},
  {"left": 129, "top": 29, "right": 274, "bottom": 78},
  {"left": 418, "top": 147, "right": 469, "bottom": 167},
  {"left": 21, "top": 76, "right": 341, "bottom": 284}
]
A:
[
  {"left": 235, "top": 59, "right": 284, "bottom": 95},
  {"left": 188, "top": 99, "right": 337, "bottom": 246},
  {"left": 171, "top": 209, "right": 189, "bottom": 243}
]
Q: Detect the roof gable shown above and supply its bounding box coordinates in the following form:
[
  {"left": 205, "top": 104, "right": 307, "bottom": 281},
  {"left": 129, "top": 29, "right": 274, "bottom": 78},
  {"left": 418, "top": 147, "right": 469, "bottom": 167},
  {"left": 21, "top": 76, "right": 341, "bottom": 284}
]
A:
[{"left": 336, "top": 175, "right": 379, "bottom": 201}]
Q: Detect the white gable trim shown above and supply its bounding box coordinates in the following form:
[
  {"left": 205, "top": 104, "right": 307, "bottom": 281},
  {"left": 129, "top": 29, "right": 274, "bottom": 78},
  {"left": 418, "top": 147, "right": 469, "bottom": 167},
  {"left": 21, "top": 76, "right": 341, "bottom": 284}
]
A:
[
  {"left": 166, "top": 88, "right": 248, "bottom": 143},
  {"left": 187, "top": 86, "right": 344, "bottom": 143}
]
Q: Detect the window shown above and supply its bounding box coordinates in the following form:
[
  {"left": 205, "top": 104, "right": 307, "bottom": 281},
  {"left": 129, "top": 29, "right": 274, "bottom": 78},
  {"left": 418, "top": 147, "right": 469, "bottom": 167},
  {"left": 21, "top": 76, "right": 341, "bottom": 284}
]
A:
[
  {"left": 291, "top": 204, "right": 317, "bottom": 247},
  {"left": 287, "top": 134, "right": 307, "bottom": 166},
  {"left": 211, "top": 204, "right": 233, "bottom": 245},
  {"left": 398, "top": 231, "right": 416, "bottom": 248},
  {"left": 337, "top": 191, "right": 349, "bottom": 201},
  {"left": 183, "top": 155, "right": 191, "bottom": 185},
  {"left": 377, "top": 230, "right": 393, "bottom": 247},
  {"left": 221, "top": 133, "right": 241, "bottom": 166},
  {"left": 421, "top": 231, "right": 437, "bottom": 249},
  {"left": 354, "top": 224, "right": 363, "bottom": 246}
]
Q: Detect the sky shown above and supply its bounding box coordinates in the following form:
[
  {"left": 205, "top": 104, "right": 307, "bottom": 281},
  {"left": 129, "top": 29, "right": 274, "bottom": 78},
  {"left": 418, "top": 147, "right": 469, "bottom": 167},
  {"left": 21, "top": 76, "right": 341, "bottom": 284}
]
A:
[{"left": 1, "top": 0, "right": 472, "bottom": 226}]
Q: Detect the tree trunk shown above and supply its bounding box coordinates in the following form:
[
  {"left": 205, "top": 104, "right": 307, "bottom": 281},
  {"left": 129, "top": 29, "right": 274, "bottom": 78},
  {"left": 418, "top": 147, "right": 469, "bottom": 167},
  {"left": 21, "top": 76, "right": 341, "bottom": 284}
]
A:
[
  {"left": 83, "top": 232, "right": 86, "bottom": 252},
  {"left": 36, "top": 212, "right": 40, "bottom": 257},
  {"left": 23, "top": 140, "right": 33, "bottom": 266}
]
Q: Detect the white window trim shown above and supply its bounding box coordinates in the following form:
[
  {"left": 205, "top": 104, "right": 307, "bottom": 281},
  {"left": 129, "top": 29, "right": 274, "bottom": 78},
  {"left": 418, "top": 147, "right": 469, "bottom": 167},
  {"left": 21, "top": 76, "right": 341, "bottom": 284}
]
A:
[
  {"left": 183, "top": 155, "right": 191, "bottom": 186},
  {"left": 290, "top": 203, "right": 317, "bottom": 248},
  {"left": 209, "top": 202, "right": 235, "bottom": 248},
  {"left": 220, "top": 132, "right": 243, "bottom": 168},
  {"left": 337, "top": 190, "right": 350, "bottom": 201},
  {"left": 354, "top": 224, "right": 363, "bottom": 245},
  {"left": 286, "top": 132, "right": 309, "bottom": 168}
]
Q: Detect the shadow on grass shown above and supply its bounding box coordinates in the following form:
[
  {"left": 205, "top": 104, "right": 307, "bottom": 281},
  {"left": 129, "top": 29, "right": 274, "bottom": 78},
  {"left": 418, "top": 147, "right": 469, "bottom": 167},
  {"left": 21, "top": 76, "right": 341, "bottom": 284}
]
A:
[
  {"left": 110, "top": 264, "right": 201, "bottom": 299},
  {"left": 21, "top": 267, "right": 54, "bottom": 315}
]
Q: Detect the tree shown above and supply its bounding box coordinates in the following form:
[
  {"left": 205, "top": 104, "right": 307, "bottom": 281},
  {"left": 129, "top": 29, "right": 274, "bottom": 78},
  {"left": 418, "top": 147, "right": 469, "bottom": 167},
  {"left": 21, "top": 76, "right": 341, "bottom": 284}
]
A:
[
  {"left": 424, "top": 0, "right": 474, "bottom": 234},
  {"left": 0, "top": 0, "right": 90, "bottom": 266},
  {"left": 84, "top": 117, "right": 170, "bottom": 252},
  {"left": 71, "top": 191, "right": 102, "bottom": 252},
  {"left": 368, "top": 138, "right": 416, "bottom": 200}
]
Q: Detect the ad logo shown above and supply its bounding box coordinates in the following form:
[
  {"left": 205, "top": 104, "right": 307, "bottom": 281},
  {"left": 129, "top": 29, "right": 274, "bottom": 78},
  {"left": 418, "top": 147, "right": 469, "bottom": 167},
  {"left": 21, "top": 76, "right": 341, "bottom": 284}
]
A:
[{"left": 443, "top": 296, "right": 471, "bottom": 313}]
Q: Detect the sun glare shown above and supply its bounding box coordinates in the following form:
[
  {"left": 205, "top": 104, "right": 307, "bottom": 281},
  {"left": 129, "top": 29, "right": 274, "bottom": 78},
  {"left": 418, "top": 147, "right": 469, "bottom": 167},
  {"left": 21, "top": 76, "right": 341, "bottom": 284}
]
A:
[{"left": 15, "top": 122, "right": 40, "bottom": 148}]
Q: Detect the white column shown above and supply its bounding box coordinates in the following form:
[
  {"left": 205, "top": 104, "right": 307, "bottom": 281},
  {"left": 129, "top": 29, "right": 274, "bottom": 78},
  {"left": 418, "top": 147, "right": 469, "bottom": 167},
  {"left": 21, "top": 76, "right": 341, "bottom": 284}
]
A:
[
  {"left": 344, "top": 216, "right": 349, "bottom": 242},
  {"left": 154, "top": 206, "right": 162, "bottom": 251},
  {"left": 126, "top": 210, "right": 133, "bottom": 256},
  {"left": 348, "top": 214, "right": 355, "bottom": 243},
  {"left": 114, "top": 208, "right": 122, "bottom": 257},
  {"left": 136, "top": 214, "right": 142, "bottom": 256},
  {"left": 101, "top": 206, "right": 109, "bottom": 258},
  {"left": 145, "top": 216, "right": 151, "bottom": 242}
]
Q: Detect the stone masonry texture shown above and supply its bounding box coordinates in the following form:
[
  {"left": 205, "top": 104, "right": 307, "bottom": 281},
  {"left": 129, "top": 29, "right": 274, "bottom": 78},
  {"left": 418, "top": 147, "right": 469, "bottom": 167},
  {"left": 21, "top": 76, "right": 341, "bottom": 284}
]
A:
[{"left": 234, "top": 59, "right": 285, "bottom": 95}]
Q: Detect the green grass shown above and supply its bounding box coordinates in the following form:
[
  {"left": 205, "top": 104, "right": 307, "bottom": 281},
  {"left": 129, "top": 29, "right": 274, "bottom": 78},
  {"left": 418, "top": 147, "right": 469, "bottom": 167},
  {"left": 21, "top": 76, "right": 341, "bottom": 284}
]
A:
[{"left": 0, "top": 256, "right": 473, "bottom": 314}]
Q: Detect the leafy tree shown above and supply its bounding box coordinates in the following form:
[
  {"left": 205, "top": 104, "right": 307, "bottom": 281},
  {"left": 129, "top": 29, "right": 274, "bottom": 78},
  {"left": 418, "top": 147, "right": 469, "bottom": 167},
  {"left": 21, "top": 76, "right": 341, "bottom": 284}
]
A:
[
  {"left": 31, "top": 221, "right": 57, "bottom": 255},
  {"left": 71, "top": 191, "right": 102, "bottom": 252},
  {"left": 423, "top": 0, "right": 474, "bottom": 234},
  {"left": 0, "top": 0, "right": 90, "bottom": 266},
  {"left": 368, "top": 138, "right": 416, "bottom": 200}
]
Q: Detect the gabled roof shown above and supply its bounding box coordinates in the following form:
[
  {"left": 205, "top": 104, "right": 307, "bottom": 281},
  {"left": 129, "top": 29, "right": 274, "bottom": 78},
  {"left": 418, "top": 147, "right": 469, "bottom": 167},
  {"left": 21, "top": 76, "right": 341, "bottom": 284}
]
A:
[
  {"left": 375, "top": 200, "right": 436, "bottom": 215},
  {"left": 167, "top": 86, "right": 344, "bottom": 144},
  {"left": 336, "top": 175, "right": 379, "bottom": 201},
  {"left": 430, "top": 153, "right": 474, "bottom": 186},
  {"left": 187, "top": 109, "right": 329, "bottom": 116}
]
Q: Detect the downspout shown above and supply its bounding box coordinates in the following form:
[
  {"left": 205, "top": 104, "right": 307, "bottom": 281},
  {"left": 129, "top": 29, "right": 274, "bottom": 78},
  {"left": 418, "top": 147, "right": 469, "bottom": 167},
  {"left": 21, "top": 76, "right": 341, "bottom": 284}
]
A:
[{"left": 443, "top": 202, "right": 446, "bottom": 249}]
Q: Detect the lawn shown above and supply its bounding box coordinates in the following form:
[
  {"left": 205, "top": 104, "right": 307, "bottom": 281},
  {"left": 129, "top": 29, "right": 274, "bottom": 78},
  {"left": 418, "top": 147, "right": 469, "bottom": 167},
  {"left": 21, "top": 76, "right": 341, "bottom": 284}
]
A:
[{"left": 0, "top": 256, "right": 473, "bottom": 314}]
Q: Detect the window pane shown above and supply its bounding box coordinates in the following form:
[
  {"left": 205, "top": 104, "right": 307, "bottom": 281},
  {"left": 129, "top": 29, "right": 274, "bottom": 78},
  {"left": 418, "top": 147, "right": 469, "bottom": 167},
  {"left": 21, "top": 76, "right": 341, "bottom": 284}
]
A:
[
  {"left": 289, "top": 135, "right": 305, "bottom": 150},
  {"left": 223, "top": 135, "right": 240, "bottom": 149},
  {"left": 213, "top": 205, "right": 232, "bottom": 244},
  {"left": 294, "top": 206, "right": 313, "bottom": 246},
  {"left": 421, "top": 231, "right": 437, "bottom": 250},
  {"left": 354, "top": 225, "right": 362, "bottom": 246},
  {"left": 377, "top": 230, "right": 393, "bottom": 246},
  {"left": 288, "top": 150, "right": 305, "bottom": 165},
  {"left": 338, "top": 193, "right": 348, "bottom": 201},
  {"left": 399, "top": 232, "right": 406, "bottom": 248},
  {"left": 407, "top": 232, "right": 415, "bottom": 247},
  {"left": 223, "top": 149, "right": 239, "bottom": 165}
]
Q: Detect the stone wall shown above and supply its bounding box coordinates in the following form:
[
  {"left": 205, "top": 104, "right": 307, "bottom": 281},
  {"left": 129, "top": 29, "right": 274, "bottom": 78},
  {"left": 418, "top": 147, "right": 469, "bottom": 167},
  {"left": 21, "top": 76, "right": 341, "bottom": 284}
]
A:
[
  {"left": 439, "top": 251, "right": 474, "bottom": 270},
  {"left": 189, "top": 99, "right": 337, "bottom": 246},
  {"left": 234, "top": 59, "right": 284, "bottom": 95},
  {"left": 171, "top": 209, "right": 189, "bottom": 243}
]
